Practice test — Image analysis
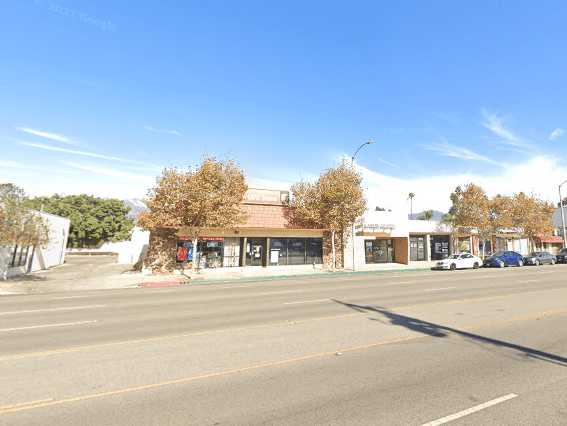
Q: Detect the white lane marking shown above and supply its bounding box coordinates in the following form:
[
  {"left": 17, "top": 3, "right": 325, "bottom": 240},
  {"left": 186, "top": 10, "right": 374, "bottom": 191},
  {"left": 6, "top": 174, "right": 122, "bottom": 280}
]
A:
[
  {"left": 0, "top": 305, "right": 106, "bottom": 316},
  {"left": 284, "top": 298, "right": 329, "bottom": 305},
  {"left": 220, "top": 285, "right": 257, "bottom": 289},
  {"left": 255, "top": 290, "right": 305, "bottom": 296},
  {"left": 519, "top": 279, "right": 540, "bottom": 283},
  {"left": 0, "top": 320, "right": 98, "bottom": 332},
  {"left": 420, "top": 393, "right": 518, "bottom": 426},
  {"left": 51, "top": 296, "right": 90, "bottom": 300},
  {"left": 423, "top": 287, "right": 456, "bottom": 292}
]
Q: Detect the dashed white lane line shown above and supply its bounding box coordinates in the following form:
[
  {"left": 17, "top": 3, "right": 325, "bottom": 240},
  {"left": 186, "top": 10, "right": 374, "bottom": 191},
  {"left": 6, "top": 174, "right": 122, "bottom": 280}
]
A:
[
  {"left": 420, "top": 393, "right": 518, "bottom": 426},
  {"left": 283, "top": 299, "right": 329, "bottom": 305},
  {"left": 0, "top": 305, "right": 106, "bottom": 316},
  {"left": 51, "top": 296, "right": 90, "bottom": 300},
  {"left": 423, "top": 287, "right": 457, "bottom": 292},
  {"left": 0, "top": 320, "right": 98, "bottom": 332},
  {"left": 519, "top": 279, "right": 541, "bottom": 284}
]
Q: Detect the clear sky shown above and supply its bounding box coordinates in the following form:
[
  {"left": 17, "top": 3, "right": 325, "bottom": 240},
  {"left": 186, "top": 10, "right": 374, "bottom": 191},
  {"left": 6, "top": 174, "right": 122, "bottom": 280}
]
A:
[{"left": 2, "top": 1, "right": 567, "bottom": 212}]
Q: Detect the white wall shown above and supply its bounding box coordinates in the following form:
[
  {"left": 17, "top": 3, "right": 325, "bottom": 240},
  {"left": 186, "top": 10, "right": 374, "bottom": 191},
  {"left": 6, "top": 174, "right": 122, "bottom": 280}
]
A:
[
  {"left": 1, "top": 211, "right": 70, "bottom": 279},
  {"left": 99, "top": 227, "right": 150, "bottom": 264}
]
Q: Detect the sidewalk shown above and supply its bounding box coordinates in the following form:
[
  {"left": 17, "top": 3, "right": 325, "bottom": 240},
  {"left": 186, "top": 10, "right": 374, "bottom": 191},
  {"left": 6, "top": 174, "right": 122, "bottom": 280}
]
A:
[{"left": 0, "top": 258, "right": 434, "bottom": 294}]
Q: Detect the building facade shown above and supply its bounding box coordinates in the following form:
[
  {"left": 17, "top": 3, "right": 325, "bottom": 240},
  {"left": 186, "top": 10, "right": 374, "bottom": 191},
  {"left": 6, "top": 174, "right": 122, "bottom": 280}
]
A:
[
  {"left": 146, "top": 189, "right": 328, "bottom": 272},
  {"left": 1, "top": 211, "right": 70, "bottom": 279}
]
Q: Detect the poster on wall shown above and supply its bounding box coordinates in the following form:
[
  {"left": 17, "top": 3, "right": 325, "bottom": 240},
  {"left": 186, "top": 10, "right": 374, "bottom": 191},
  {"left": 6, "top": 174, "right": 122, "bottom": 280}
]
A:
[{"left": 270, "top": 249, "right": 280, "bottom": 264}]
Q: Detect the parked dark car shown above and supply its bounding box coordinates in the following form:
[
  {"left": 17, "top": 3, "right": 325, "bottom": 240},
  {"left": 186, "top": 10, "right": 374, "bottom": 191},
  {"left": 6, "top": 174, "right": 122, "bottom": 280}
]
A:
[
  {"left": 483, "top": 251, "right": 525, "bottom": 268},
  {"left": 523, "top": 252, "right": 556, "bottom": 266},
  {"left": 556, "top": 248, "right": 567, "bottom": 264}
]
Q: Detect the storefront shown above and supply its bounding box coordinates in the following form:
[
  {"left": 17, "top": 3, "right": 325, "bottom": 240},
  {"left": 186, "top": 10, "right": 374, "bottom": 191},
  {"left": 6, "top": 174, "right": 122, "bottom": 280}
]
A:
[
  {"left": 430, "top": 235, "right": 450, "bottom": 260},
  {"left": 171, "top": 189, "right": 326, "bottom": 270},
  {"left": 364, "top": 239, "right": 395, "bottom": 263},
  {"left": 409, "top": 236, "right": 427, "bottom": 261},
  {"left": 268, "top": 238, "right": 323, "bottom": 266}
]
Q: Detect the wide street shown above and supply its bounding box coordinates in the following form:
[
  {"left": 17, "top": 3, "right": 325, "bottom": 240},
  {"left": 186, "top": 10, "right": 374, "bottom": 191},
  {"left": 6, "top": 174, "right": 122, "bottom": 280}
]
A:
[{"left": 0, "top": 266, "right": 566, "bottom": 425}]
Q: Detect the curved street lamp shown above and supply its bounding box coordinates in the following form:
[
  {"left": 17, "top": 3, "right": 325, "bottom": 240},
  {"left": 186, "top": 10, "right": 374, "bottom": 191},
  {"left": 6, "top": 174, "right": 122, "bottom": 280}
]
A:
[
  {"left": 560, "top": 180, "right": 567, "bottom": 247},
  {"left": 350, "top": 139, "right": 375, "bottom": 271}
]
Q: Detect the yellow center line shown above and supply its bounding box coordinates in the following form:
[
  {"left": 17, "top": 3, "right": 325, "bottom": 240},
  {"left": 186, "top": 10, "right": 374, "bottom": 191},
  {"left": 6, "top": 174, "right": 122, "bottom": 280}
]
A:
[
  {"left": 3, "top": 308, "right": 567, "bottom": 416},
  {"left": 0, "top": 398, "right": 53, "bottom": 411}
]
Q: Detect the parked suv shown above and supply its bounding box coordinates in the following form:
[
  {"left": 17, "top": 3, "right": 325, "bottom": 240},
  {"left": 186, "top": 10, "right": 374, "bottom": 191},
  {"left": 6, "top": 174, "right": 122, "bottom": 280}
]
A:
[
  {"left": 523, "top": 252, "right": 556, "bottom": 266},
  {"left": 483, "top": 251, "right": 524, "bottom": 268},
  {"left": 556, "top": 248, "right": 567, "bottom": 264}
]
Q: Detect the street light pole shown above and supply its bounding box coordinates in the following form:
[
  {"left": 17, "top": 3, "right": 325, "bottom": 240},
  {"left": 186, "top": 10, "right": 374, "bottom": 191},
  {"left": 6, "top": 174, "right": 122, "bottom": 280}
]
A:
[
  {"left": 350, "top": 139, "right": 375, "bottom": 272},
  {"left": 560, "top": 180, "right": 567, "bottom": 247}
]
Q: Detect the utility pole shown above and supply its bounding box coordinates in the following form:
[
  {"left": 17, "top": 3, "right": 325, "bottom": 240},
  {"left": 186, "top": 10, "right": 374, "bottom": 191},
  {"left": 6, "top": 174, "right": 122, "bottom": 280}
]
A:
[{"left": 350, "top": 139, "right": 375, "bottom": 272}]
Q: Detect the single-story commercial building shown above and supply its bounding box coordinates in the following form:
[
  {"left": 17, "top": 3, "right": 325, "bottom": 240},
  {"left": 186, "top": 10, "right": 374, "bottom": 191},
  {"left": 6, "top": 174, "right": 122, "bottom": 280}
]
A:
[
  {"left": 343, "top": 210, "right": 409, "bottom": 269},
  {"left": 146, "top": 189, "right": 329, "bottom": 272},
  {"left": 1, "top": 211, "right": 70, "bottom": 279}
]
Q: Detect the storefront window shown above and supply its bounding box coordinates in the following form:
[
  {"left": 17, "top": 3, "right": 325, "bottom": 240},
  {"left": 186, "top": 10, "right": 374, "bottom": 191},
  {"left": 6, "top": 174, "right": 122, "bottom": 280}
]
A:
[
  {"left": 270, "top": 238, "right": 288, "bottom": 266},
  {"left": 268, "top": 238, "right": 322, "bottom": 266},
  {"left": 364, "top": 239, "right": 394, "bottom": 264},
  {"left": 176, "top": 238, "right": 224, "bottom": 268},
  {"left": 287, "top": 238, "right": 306, "bottom": 265},
  {"left": 430, "top": 236, "right": 450, "bottom": 260},
  {"left": 306, "top": 239, "right": 323, "bottom": 264},
  {"left": 199, "top": 239, "right": 223, "bottom": 268}
]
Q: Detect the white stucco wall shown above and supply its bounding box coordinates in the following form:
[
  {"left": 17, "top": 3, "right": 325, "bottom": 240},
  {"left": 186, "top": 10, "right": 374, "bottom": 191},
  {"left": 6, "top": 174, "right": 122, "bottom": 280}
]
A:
[
  {"left": 1, "top": 211, "right": 70, "bottom": 279},
  {"left": 99, "top": 227, "right": 150, "bottom": 264}
]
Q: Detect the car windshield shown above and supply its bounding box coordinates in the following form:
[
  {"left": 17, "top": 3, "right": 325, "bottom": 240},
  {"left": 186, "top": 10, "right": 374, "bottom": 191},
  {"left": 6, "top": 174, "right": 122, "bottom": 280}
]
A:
[
  {"left": 561, "top": 249, "right": 567, "bottom": 254},
  {"left": 529, "top": 252, "right": 540, "bottom": 257},
  {"left": 449, "top": 254, "right": 461, "bottom": 259},
  {"left": 492, "top": 251, "right": 505, "bottom": 257}
]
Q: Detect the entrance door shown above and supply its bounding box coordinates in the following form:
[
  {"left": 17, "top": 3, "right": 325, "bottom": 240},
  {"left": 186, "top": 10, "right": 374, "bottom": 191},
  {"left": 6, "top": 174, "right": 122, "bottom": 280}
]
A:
[
  {"left": 246, "top": 238, "right": 266, "bottom": 266},
  {"left": 410, "top": 236, "right": 426, "bottom": 261}
]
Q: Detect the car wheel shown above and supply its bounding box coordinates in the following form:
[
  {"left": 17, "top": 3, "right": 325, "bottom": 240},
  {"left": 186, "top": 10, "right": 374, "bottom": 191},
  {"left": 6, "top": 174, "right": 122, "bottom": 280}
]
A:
[
  {"left": 498, "top": 261, "right": 505, "bottom": 268},
  {"left": 473, "top": 262, "right": 479, "bottom": 269},
  {"left": 535, "top": 260, "right": 540, "bottom": 266},
  {"left": 450, "top": 263, "right": 456, "bottom": 271},
  {"left": 551, "top": 259, "right": 556, "bottom": 265},
  {"left": 517, "top": 259, "right": 523, "bottom": 267}
]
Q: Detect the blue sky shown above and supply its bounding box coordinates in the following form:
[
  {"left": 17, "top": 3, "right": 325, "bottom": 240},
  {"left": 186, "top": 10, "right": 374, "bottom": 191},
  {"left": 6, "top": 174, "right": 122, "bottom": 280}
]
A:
[{"left": 2, "top": 1, "right": 567, "bottom": 211}]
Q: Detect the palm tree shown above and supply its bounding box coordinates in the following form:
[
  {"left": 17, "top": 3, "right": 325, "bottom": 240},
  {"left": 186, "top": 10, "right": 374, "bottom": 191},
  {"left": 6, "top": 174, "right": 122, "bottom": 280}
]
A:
[
  {"left": 408, "top": 193, "right": 415, "bottom": 218},
  {"left": 417, "top": 210, "right": 434, "bottom": 220}
]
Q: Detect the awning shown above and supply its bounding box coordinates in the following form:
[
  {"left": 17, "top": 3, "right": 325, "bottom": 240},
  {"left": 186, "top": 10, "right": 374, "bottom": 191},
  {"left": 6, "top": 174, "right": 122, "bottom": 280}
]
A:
[{"left": 536, "top": 236, "right": 563, "bottom": 244}]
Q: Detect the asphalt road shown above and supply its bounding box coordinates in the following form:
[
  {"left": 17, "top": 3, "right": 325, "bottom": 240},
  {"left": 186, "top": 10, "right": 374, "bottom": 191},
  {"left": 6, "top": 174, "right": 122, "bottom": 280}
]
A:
[{"left": 0, "top": 265, "right": 566, "bottom": 425}]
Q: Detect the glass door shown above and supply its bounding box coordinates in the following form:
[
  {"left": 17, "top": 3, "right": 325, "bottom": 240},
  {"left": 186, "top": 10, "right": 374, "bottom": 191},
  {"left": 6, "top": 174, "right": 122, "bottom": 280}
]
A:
[{"left": 246, "top": 238, "right": 266, "bottom": 266}]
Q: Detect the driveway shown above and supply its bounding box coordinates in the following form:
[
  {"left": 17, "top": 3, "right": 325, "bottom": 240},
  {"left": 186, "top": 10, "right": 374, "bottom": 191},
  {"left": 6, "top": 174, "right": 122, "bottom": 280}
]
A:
[{"left": 0, "top": 255, "right": 141, "bottom": 295}]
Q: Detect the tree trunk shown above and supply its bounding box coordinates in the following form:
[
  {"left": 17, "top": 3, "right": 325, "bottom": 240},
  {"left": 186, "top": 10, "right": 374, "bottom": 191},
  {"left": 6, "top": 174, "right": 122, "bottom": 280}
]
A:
[
  {"left": 331, "top": 230, "right": 336, "bottom": 270},
  {"left": 192, "top": 237, "right": 199, "bottom": 271}
]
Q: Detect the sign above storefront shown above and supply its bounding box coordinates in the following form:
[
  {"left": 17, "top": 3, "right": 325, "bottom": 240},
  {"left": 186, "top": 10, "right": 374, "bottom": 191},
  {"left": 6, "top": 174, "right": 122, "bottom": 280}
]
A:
[
  {"left": 178, "top": 236, "right": 224, "bottom": 241},
  {"left": 355, "top": 223, "right": 396, "bottom": 233}
]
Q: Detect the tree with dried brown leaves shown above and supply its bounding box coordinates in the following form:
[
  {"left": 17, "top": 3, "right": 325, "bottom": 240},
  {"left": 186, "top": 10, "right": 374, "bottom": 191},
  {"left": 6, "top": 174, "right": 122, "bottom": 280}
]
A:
[
  {"left": 510, "top": 192, "right": 555, "bottom": 250},
  {"left": 0, "top": 184, "right": 49, "bottom": 248},
  {"left": 139, "top": 158, "right": 248, "bottom": 271},
  {"left": 289, "top": 163, "right": 366, "bottom": 269},
  {"left": 449, "top": 184, "right": 491, "bottom": 255}
]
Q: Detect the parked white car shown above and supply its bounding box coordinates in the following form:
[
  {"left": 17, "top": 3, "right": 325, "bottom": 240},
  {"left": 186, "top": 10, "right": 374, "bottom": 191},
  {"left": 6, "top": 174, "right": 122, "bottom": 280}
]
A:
[{"left": 432, "top": 253, "right": 482, "bottom": 270}]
